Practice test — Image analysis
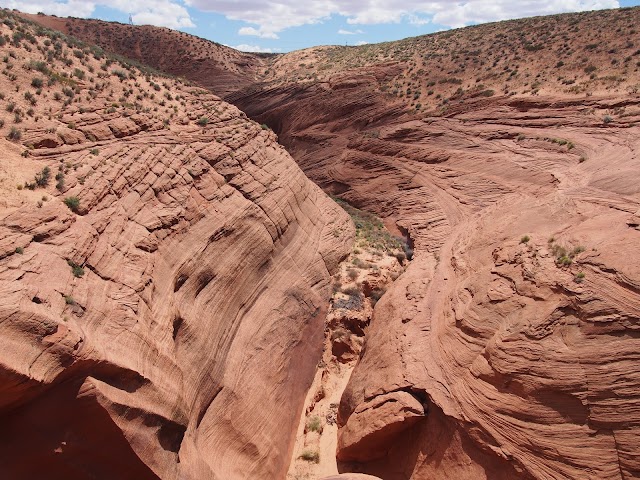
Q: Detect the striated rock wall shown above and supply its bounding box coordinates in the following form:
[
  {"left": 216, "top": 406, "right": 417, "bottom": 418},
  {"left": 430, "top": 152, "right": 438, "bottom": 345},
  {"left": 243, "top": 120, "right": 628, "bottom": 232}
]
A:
[
  {"left": 233, "top": 70, "right": 640, "bottom": 479},
  {"left": 12, "top": 7, "right": 640, "bottom": 479},
  {"left": 0, "top": 14, "right": 352, "bottom": 479}
]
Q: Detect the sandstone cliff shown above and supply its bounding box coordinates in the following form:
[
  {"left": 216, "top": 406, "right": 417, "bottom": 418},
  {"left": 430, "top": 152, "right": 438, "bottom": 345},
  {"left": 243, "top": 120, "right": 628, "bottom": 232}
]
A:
[
  {"left": 16, "top": 6, "right": 640, "bottom": 480},
  {"left": 237, "top": 71, "right": 640, "bottom": 479},
  {"left": 0, "top": 12, "right": 352, "bottom": 479}
]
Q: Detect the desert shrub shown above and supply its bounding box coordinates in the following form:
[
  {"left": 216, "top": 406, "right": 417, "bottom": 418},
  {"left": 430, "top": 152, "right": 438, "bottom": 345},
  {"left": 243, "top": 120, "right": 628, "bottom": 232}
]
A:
[
  {"left": 34, "top": 166, "right": 50, "bottom": 187},
  {"left": 55, "top": 174, "right": 65, "bottom": 191},
  {"left": 603, "top": 115, "right": 613, "bottom": 124},
  {"left": 7, "top": 126, "right": 21, "bottom": 140},
  {"left": 352, "top": 257, "right": 370, "bottom": 269},
  {"left": 197, "top": 116, "right": 209, "bottom": 126},
  {"left": 31, "top": 76, "right": 43, "bottom": 88},
  {"left": 14, "top": 246, "right": 23, "bottom": 254},
  {"left": 24, "top": 91, "right": 36, "bottom": 105},
  {"left": 299, "top": 450, "right": 320, "bottom": 463},
  {"left": 63, "top": 196, "right": 80, "bottom": 213},
  {"left": 334, "top": 285, "right": 363, "bottom": 310},
  {"left": 306, "top": 416, "right": 322, "bottom": 433},
  {"left": 574, "top": 272, "right": 586, "bottom": 283},
  {"left": 520, "top": 235, "right": 530, "bottom": 244},
  {"left": 347, "top": 268, "right": 358, "bottom": 280},
  {"left": 557, "top": 255, "right": 572, "bottom": 266},
  {"left": 67, "top": 260, "right": 84, "bottom": 278}
]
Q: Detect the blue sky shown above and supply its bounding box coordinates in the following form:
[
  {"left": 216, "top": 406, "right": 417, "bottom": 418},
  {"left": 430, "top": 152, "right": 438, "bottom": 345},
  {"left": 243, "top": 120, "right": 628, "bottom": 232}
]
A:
[{"left": 5, "top": 0, "right": 640, "bottom": 52}]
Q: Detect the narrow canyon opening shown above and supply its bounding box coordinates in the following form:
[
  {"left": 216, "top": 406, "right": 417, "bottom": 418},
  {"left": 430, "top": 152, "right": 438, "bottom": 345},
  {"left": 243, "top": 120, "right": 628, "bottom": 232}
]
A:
[{"left": 286, "top": 199, "right": 412, "bottom": 479}]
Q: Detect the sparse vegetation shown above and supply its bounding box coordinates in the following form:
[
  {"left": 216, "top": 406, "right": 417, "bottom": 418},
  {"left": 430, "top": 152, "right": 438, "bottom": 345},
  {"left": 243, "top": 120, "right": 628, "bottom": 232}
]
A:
[
  {"left": 299, "top": 450, "right": 320, "bottom": 463},
  {"left": 67, "top": 260, "right": 85, "bottom": 278},
  {"left": 34, "top": 166, "right": 51, "bottom": 188},
  {"left": 63, "top": 196, "right": 81, "bottom": 213},
  {"left": 7, "top": 126, "right": 21, "bottom": 141},
  {"left": 306, "top": 416, "right": 323, "bottom": 433}
]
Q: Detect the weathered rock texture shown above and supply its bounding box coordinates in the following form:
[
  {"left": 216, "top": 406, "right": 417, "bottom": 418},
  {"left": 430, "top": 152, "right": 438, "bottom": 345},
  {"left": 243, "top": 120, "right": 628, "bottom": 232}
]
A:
[
  {"left": 17, "top": 6, "right": 640, "bottom": 480},
  {"left": 0, "top": 13, "right": 351, "bottom": 480},
  {"left": 229, "top": 10, "right": 640, "bottom": 479},
  {"left": 18, "top": 12, "right": 267, "bottom": 98},
  {"left": 240, "top": 80, "right": 640, "bottom": 478}
]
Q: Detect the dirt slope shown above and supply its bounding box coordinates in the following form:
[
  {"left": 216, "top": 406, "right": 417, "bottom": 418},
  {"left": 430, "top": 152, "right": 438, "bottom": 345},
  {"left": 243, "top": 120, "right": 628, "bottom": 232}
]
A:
[
  {"left": 18, "top": 12, "right": 268, "bottom": 98},
  {"left": 14, "top": 5, "right": 640, "bottom": 480},
  {"left": 0, "top": 11, "right": 351, "bottom": 480}
]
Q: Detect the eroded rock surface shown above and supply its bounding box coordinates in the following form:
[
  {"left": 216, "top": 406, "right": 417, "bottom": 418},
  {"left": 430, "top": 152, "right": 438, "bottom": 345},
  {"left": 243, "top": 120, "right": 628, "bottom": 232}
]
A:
[
  {"left": 0, "top": 13, "right": 352, "bottom": 480},
  {"left": 15, "top": 6, "right": 640, "bottom": 479}
]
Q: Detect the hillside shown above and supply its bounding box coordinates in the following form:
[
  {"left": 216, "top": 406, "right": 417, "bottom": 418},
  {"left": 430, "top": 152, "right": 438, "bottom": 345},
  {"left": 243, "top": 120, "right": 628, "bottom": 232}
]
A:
[
  {"left": 0, "top": 10, "right": 352, "bottom": 480},
  {"left": 23, "top": 8, "right": 640, "bottom": 112},
  {"left": 11, "top": 6, "right": 640, "bottom": 480},
  {"left": 19, "top": 12, "right": 268, "bottom": 97}
]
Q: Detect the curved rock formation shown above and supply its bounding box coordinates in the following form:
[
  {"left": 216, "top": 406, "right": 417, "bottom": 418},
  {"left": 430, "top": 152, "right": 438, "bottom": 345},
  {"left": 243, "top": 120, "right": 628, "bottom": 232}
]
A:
[
  {"left": 0, "top": 13, "right": 352, "bottom": 480},
  {"left": 232, "top": 48, "right": 640, "bottom": 480},
  {"left": 15, "top": 6, "right": 640, "bottom": 479}
]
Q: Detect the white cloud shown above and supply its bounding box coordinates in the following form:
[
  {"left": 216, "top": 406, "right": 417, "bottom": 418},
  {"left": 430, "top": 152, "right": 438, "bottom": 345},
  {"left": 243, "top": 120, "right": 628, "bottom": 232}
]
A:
[
  {"left": 4, "top": 0, "right": 95, "bottom": 17},
  {"left": 355, "top": 40, "right": 369, "bottom": 45},
  {"left": 230, "top": 44, "right": 281, "bottom": 53},
  {"left": 338, "top": 28, "right": 363, "bottom": 35},
  {"left": 238, "top": 26, "right": 279, "bottom": 39},
  {"left": 6, "top": 0, "right": 195, "bottom": 29},
  {"left": 185, "top": 0, "right": 620, "bottom": 33},
  {"left": 7, "top": 0, "right": 622, "bottom": 37},
  {"left": 407, "top": 14, "right": 429, "bottom": 26}
]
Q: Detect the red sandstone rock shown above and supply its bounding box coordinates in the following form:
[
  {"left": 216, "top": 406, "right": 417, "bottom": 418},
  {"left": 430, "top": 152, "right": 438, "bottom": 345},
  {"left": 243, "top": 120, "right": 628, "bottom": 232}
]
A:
[
  {"left": 16, "top": 6, "right": 640, "bottom": 480},
  {"left": 0, "top": 13, "right": 352, "bottom": 480}
]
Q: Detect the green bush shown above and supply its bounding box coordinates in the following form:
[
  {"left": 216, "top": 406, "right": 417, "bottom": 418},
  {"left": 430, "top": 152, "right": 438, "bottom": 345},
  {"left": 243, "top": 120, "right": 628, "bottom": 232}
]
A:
[
  {"left": 35, "top": 166, "right": 51, "bottom": 187},
  {"left": 197, "top": 116, "right": 209, "bottom": 126},
  {"left": 7, "top": 126, "right": 21, "bottom": 141},
  {"left": 31, "top": 76, "right": 43, "bottom": 88},
  {"left": 63, "top": 196, "right": 81, "bottom": 213},
  {"left": 67, "top": 260, "right": 84, "bottom": 278},
  {"left": 14, "top": 246, "right": 24, "bottom": 254},
  {"left": 520, "top": 235, "right": 530, "bottom": 244},
  {"left": 306, "top": 416, "right": 322, "bottom": 433},
  {"left": 299, "top": 450, "right": 320, "bottom": 463}
]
